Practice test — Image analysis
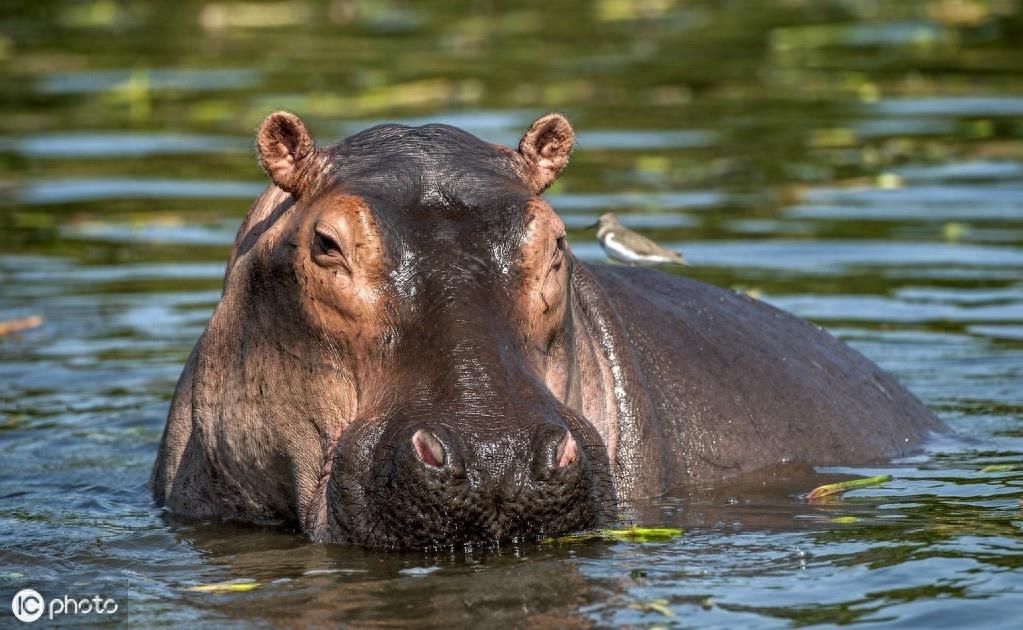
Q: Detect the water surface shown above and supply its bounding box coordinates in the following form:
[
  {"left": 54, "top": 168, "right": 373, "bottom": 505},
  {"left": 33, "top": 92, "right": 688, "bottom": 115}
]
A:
[{"left": 1, "top": 1, "right": 1021, "bottom": 627}]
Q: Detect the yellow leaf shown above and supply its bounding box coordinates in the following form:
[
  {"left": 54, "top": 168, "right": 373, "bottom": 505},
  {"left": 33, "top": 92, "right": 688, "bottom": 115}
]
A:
[
  {"left": 806, "top": 474, "right": 892, "bottom": 500},
  {"left": 942, "top": 222, "right": 968, "bottom": 241},
  {"left": 980, "top": 464, "right": 1018, "bottom": 473},
  {"left": 831, "top": 516, "right": 861, "bottom": 524},
  {"left": 187, "top": 580, "right": 261, "bottom": 593},
  {"left": 629, "top": 599, "right": 675, "bottom": 617},
  {"left": 544, "top": 526, "right": 683, "bottom": 544},
  {"left": 876, "top": 172, "right": 902, "bottom": 189}
]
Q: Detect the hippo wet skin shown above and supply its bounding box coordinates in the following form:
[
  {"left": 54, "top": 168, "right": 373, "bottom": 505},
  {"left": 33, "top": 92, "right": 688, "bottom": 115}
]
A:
[{"left": 151, "top": 112, "right": 945, "bottom": 548}]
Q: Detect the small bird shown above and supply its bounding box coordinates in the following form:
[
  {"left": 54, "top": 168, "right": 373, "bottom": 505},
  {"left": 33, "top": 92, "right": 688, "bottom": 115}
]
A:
[{"left": 588, "top": 212, "right": 687, "bottom": 267}]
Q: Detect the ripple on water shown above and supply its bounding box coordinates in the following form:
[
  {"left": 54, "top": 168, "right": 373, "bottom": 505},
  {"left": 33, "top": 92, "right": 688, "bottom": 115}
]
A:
[
  {"left": 870, "top": 96, "right": 1023, "bottom": 117},
  {"left": 1, "top": 133, "right": 250, "bottom": 158},
  {"left": 35, "top": 68, "right": 262, "bottom": 95},
  {"left": 16, "top": 178, "right": 266, "bottom": 204},
  {"left": 573, "top": 239, "right": 1023, "bottom": 271}
]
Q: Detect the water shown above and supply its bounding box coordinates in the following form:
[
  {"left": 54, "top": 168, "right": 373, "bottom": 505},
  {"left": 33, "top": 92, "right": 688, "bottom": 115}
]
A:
[{"left": 1, "top": 1, "right": 1021, "bottom": 626}]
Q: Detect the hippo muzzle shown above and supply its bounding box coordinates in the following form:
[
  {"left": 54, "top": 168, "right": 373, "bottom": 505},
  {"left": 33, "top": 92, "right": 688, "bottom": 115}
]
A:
[{"left": 325, "top": 390, "right": 614, "bottom": 548}]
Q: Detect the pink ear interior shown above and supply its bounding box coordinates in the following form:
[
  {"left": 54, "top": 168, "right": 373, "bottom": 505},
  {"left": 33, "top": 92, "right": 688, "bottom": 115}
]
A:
[
  {"left": 256, "top": 111, "right": 317, "bottom": 195},
  {"left": 518, "top": 113, "right": 575, "bottom": 193}
]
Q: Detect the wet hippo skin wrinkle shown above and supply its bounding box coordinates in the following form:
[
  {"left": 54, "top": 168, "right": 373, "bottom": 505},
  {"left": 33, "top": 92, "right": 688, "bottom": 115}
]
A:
[{"left": 152, "top": 111, "right": 947, "bottom": 548}]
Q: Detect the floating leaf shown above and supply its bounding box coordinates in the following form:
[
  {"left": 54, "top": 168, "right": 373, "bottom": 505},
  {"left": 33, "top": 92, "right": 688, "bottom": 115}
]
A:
[
  {"left": 980, "top": 464, "right": 1019, "bottom": 473},
  {"left": 806, "top": 474, "right": 892, "bottom": 500},
  {"left": 876, "top": 172, "right": 902, "bottom": 189},
  {"left": 629, "top": 599, "right": 675, "bottom": 618},
  {"left": 0, "top": 315, "right": 44, "bottom": 336},
  {"left": 603, "top": 527, "right": 683, "bottom": 542},
  {"left": 830, "top": 516, "right": 861, "bottom": 524},
  {"left": 544, "top": 526, "right": 683, "bottom": 544},
  {"left": 187, "top": 580, "right": 261, "bottom": 593},
  {"left": 942, "top": 222, "right": 968, "bottom": 241}
]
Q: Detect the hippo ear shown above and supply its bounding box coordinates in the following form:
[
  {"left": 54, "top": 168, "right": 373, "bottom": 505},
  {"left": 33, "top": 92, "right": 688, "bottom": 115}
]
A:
[
  {"left": 256, "top": 111, "right": 319, "bottom": 196},
  {"left": 518, "top": 113, "right": 574, "bottom": 193}
]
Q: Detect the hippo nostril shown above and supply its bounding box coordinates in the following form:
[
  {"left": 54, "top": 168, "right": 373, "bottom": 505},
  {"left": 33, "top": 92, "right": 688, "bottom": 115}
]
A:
[
  {"left": 556, "top": 431, "right": 578, "bottom": 468},
  {"left": 412, "top": 429, "right": 446, "bottom": 468}
]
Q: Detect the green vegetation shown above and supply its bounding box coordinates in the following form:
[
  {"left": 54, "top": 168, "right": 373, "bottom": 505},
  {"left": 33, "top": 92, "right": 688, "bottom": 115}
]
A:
[
  {"left": 544, "top": 526, "right": 684, "bottom": 543},
  {"left": 806, "top": 474, "right": 893, "bottom": 500}
]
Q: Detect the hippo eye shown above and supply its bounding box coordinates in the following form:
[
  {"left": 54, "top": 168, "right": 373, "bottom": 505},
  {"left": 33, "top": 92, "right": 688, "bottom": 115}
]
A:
[
  {"left": 312, "top": 225, "right": 349, "bottom": 270},
  {"left": 551, "top": 235, "right": 566, "bottom": 271}
]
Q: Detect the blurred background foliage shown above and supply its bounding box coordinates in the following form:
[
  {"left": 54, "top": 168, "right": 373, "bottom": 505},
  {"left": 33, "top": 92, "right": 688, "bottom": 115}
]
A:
[{"left": 0, "top": 1, "right": 1021, "bottom": 283}]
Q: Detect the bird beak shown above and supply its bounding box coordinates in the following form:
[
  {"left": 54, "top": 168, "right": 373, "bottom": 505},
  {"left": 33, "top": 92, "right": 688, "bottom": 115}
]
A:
[{"left": 585, "top": 219, "right": 600, "bottom": 230}]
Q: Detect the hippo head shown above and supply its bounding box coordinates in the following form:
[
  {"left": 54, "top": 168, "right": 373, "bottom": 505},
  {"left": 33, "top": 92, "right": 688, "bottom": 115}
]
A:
[{"left": 165, "top": 112, "right": 618, "bottom": 548}]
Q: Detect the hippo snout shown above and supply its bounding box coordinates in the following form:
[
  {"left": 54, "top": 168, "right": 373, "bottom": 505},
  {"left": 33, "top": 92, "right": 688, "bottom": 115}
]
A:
[
  {"left": 326, "top": 418, "right": 613, "bottom": 548},
  {"left": 408, "top": 425, "right": 579, "bottom": 477}
]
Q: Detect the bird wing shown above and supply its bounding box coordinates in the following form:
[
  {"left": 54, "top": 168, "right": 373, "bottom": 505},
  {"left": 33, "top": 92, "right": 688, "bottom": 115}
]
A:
[{"left": 617, "top": 228, "right": 684, "bottom": 260}]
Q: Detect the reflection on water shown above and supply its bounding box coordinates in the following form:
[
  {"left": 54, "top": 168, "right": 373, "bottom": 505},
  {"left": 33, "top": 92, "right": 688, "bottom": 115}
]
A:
[
  {"left": 36, "top": 68, "right": 263, "bottom": 95},
  {"left": 3, "top": 133, "right": 250, "bottom": 158},
  {"left": 16, "top": 179, "right": 266, "bottom": 204},
  {"left": 1, "top": 0, "right": 1021, "bottom": 627}
]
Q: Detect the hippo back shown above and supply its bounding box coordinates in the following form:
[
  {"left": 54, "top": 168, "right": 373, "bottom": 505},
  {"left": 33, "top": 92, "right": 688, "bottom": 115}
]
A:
[{"left": 585, "top": 264, "right": 944, "bottom": 483}]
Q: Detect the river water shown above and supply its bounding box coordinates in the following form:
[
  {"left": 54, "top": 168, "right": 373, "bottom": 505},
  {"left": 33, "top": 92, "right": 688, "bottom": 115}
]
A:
[{"left": 1, "top": 1, "right": 1021, "bottom": 627}]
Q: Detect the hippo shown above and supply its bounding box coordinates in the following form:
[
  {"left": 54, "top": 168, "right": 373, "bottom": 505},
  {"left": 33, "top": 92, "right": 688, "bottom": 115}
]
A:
[{"left": 151, "top": 111, "right": 945, "bottom": 548}]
